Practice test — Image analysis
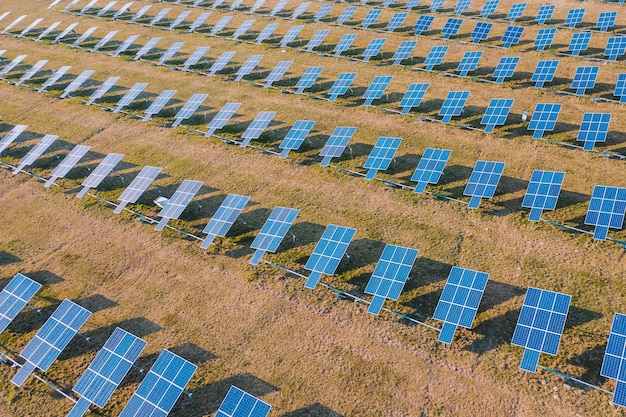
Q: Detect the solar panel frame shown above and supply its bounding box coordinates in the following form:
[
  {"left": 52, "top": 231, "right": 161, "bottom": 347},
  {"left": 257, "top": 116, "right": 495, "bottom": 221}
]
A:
[
  {"left": 441, "top": 17, "right": 463, "bottom": 39},
  {"left": 406, "top": 0, "right": 420, "bottom": 9},
  {"left": 363, "top": 75, "right": 392, "bottom": 106},
  {"left": 424, "top": 45, "right": 448, "bottom": 71},
  {"left": 413, "top": 15, "right": 434, "bottom": 35},
  {"left": 16, "top": 59, "right": 48, "bottom": 86},
  {"left": 38, "top": 65, "right": 71, "bottom": 93},
  {"left": 399, "top": 83, "right": 429, "bottom": 114},
  {"left": 44, "top": 144, "right": 90, "bottom": 188},
  {"left": 291, "top": 2, "right": 310, "bottom": 19},
  {"left": 0, "top": 124, "right": 28, "bottom": 155},
  {"left": 172, "top": 93, "right": 208, "bottom": 126},
  {"left": 565, "top": 7, "right": 585, "bottom": 28},
  {"left": 200, "top": 194, "right": 250, "bottom": 249},
  {"left": 155, "top": 179, "right": 203, "bottom": 231},
  {"left": 501, "top": 25, "right": 524, "bottom": 48},
  {"left": 264, "top": 60, "right": 292, "bottom": 87},
  {"left": 455, "top": 0, "right": 472, "bottom": 15},
  {"left": 279, "top": 120, "right": 315, "bottom": 158},
  {"left": 304, "top": 224, "right": 357, "bottom": 289},
  {"left": 314, "top": 3, "right": 333, "bottom": 22},
  {"left": 12, "top": 134, "right": 58, "bottom": 174},
  {"left": 249, "top": 206, "right": 300, "bottom": 264},
  {"left": 79, "top": 0, "right": 99, "bottom": 15},
  {"left": 208, "top": 51, "right": 236, "bottom": 76},
  {"left": 507, "top": 2, "right": 527, "bottom": 21},
  {"left": 181, "top": 46, "right": 210, "bottom": 70},
  {"left": 63, "top": 0, "right": 81, "bottom": 12},
  {"left": 249, "top": 0, "right": 266, "bottom": 14},
  {"left": 481, "top": 98, "right": 513, "bottom": 133},
  {"left": 334, "top": 33, "right": 357, "bottom": 57},
  {"left": 585, "top": 185, "right": 626, "bottom": 240},
  {"left": 206, "top": 102, "right": 241, "bottom": 136},
  {"left": 240, "top": 111, "right": 276, "bottom": 146},
  {"left": 0, "top": 273, "right": 41, "bottom": 336},
  {"left": 361, "top": 9, "right": 382, "bottom": 28},
  {"left": 601, "top": 313, "right": 626, "bottom": 407},
  {"left": 269, "top": 0, "right": 289, "bottom": 16},
  {"left": 463, "top": 160, "right": 505, "bottom": 209},
  {"left": 189, "top": 12, "right": 211, "bottom": 32},
  {"left": 411, "top": 148, "right": 451, "bottom": 193},
  {"left": 319, "top": 126, "right": 357, "bottom": 166},
  {"left": 336, "top": 6, "right": 358, "bottom": 25},
  {"left": 439, "top": 90, "right": 470, "bottom": 123},
  {"left": 392, "top": 40, "right": 416, "bottom": 65},
  {"left": 111, "top": 34, "right": 139, "bottom": 57},
  {"left": 568, "top": 31, "right": 591, "bottom": 56},
  {"left": 114, "top": 83, "right": 148, "bottom": 113},
  {"left": 114, "top": 166, "right": 162, "bottom": 214},
  {"left": 492, "top": 56, "right": 519, "bottom": 83},
  {"left": 387, "top": 13, "right": 408, "bottom": 32},
  {"left": 431, "top": 0, "right": 445, "bottom": 12},
  {"left": 604, "top": 37, "right": 626, "bottom": 61},
  {"left": 471, "top": 22, "right": 493, "bottom": 44},
  {"left": 522, "top": 170, "right": 565, "bottom": 221},
  {"left": 231, "top": 19, "right": 255, "bottom": 41},
  {"left": 157, "top": 41, "right": 184, "bottom": 65},
  {"left": 280, "top": 25, "right": 303, "bottom": 47},
  {"left": 597, "top": 11, "right": 617, "bottom": 32},
  {"left": 456, "top": 50, "right": 482, "bottom": 77},
  {"left": 215, "top": 385, "right": 271, "bottom": 417},
  {"left": 234, "top": 54, "right": 263, "bottom": 81},
  {"left": 86, "top": 76, "right": 120, "bottom": 105},
  {"left": 142, "top": 89, "right": 176, "bottom": 121},
  {"left": 531, "top": 60, "right": 558, "bottom": 88},
  {"left": 77, "top": 153, "right": 124, "bottom": 198},
  {"left": 362, "top": 38, "right": 386, "bottom": 62},
  {"left": 306, "top": 29, "right": 330, "bottom": 52},
  {"left": 328, "top": 72, "right": 357, "bottom": 102},
  {"left": 255, "top": 23, "right": 278, "bottom": 44},
  {"left": 130, "top": 5, "right": 152, "bottom": 22},
  {"left": 210, "top": 15, "right": 233, "bottom": 35},
  {"left": 133, "top": 37, "right": 161, "bottom": 61},
  {"left": 481, "top": 0, "right": 499, "bottom": 18},
  {"left": 535, "top": 4, "right": 555, "bottom": 24},
  {"left": 363, "top": 136, "right": 402, "bottom": 179},
  {"left": 571, "top": 66, "right": 599, "bottom": 95},
  {"left": 577, "top": 113, "right": 611, "bottom": 151}
]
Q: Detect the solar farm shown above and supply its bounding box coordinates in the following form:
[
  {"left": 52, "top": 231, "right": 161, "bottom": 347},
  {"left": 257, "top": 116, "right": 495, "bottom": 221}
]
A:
[{"left": 2, "top": 0, "right": 626, "bottom": 415}]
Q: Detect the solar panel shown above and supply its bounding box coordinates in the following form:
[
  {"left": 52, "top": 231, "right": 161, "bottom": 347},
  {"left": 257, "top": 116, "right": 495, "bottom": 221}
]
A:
[
  {"left": 471, "top": 22, "right": 492, "bottom": 44},
  {"left": 0, "top": 274, "right": 41, "bottom": 336},
  {"left": 52, "top": 22, "right": 78, "bottom": 44},
  {"left": 362, "top": 38, "right": 386, "bottom": 62},
  {"left": 2, "top": 15, "right": 26, "bottom": 35},
  {"left": 210, "top": 16, "right": 233, "bottom": 35},
  {"left": 77, "top": 153, "right": 124, "bottom": 198},
  {"left": 577, "top": 113, "right": 611, "bottom": 151},
  {"left": 406, "top": 0, "right": 420, "bottom": 9},
  {"left": 392, "top": 40, "right": 416, "bottom": 65},
  {"left": 463, "top": 160, "right": 505, "bottom": 209},
  {"left": 280, "top": 25, "right": 303, "bottom": 47},
  {"left": 441, "top": 18, "right": 463, "bottom": 39},
  {"left": 439, "top": 90, "right": 469, "bottom": 123},
  {"left": 36, "top": 21, "right": 61, "bottom": 41},
  {"left": 209, "top": 51, "right": 236, "bottom": 76},
  {"left": 155, "top": 180, "right": 203, "bottom": 231},
  {"left": 319, "top": 126, "right": 357, "bottom": 166},
  {"left": 387, "top": 13, "right": 407, "bottom": 32},
  {"left": 142, "top": 90, "right": 176, "bottom": 121},
  {"left": 69, "top": 328, "right": 147, "bottom": 417},
  {"left": 0, "top": 55, "right": 26, "bottom": 77},
  {"left": 206, "top": 102, "right": 241, "bottom": 137},
  {"left": 334, "top": 33, "right": 357, "bottom": 57},
  {"left": 383, "top": 0, "right": 396, "bottom": 6},
  {"left": 412, "top": 148, "right": 451, "bottom": 193},
  {"left": 269, "top": 0, "right": 289, "bottom": 16},
  {"left": 597, "top": 11, "right": 617, "bottom": 32},
  {"left": 240, "top": 111, "right": 276, "bottom": 146},
  {"left": 134, "top": 37, "right": 161, "bottom": 61},
  {"left": 148, "top": 8, "right": 171, "bottom": 26},
  {"left": 215, "top": 385, "right": 271, "bottom": 417},
  {"left": 481, "top": 0, "right": 499, "bottom": 17},
  {"left": 12, "top": 134, "right": 58, "bottom": 175},
  {"left": 304, "top": 224, "right": 356, "bottom": 289},
  {"left": 361, "top": 9, "right": 381, "bottom": 28},
  {"left": 501, "top": 25, "right": 524, "bottom": 48},
  {"left": 17, "top": 17, "right": 43, "bottom": 38},
  {"left": 130, "top": 5, "right": 152, "bottom": 22},
  {"left": 249, "top": 0, "right": 266, "bottom": 14},
  {"left": 96, "top": 1, "right": 117, "bottom": 17},
  {"left": 455, "top": 0, "right": 472, "bottom": 15},
  {"left": 568, "top": 32, "right": 591, "bottom": 56},
  {"left": 189, "top": 12, "right": 211, "bottom": 32},
  {"left": 181, "top": 46, "right": 210, "bottom": 71},
  {"left": 535, "top": 4, "right": 555, "bottom": 24},
  {"left": 44, "top": 144, "right": 90, "bottom": 188},
  {"left": 72, "top": 26, "right": 99, "bottom": 48},
  {"left": 255, "top": 23, "right": 278, "bottom": 44},
  {"left": 531, "top": 60, "right": 558, "bottom": 88},
  {"left": 291, "top": 2, "right": 310, "bottom": 19},
  {"left": 528, "top": 103, "right": 561, "bottom": 139},
  {"left": 433, "top": 266, "right": 489, "bottom": 344},
  {"left": 522, "top": 170, "right": 564, "bottom": 221},
  {"left": 399, "top": 83, "right": 429, "bottom": 114},
  {"left": 113, "top": 166, "right": 162, "bottom": 214},
  {"left": 601, "top": 313, "right": 626, "bottom": 407},
  {"left": 493, "top": 56, "right": 519, "bottom": 83},
  {"left": 511, "top": 287, "right": 571, "bottom": 372},
  {"left": 168, "top": 11, "right": 190, "bottom": 30},
  {"left": 111, "top": 34, "right": 139, "bottom": 57},
  {"left": 114, "top": 83, "right": 148, "bottom": 113},
  {"left": 456, "top": 50, "right": 482, "bottom": 77},
  {"left": 363, "top": 137, "right": 402, "bottom": 180},
  {"left": 172, "top": 93, "right": 208, "bottom": 127},
  {"left": 279, "top": 120, "right": 315, "bottom": 158},
  {"left": 431, "top": 0, "right": 444, "bottom": 12},
  {"left": 11, "top": 299, "right": 91, "bottom": 387},
  {"left": 481, "top": 98, "right": 513, "bottom": 133},
  {"left": 615, "top": 73, "right": 626, "bottom": 103},
  {"left": 423, "top": 45, "right": 448, "bottom": 71},
  {"left": 92, "top": 30, "right": 118, "bottom": 52},
  {"left": 571, "top": 66, "right": 598, "bottom": 96},
  {"left": 86, "top": 76, "right": 119, "bottom": 105},
  {"left": 231, "top": 19, "right": 255, "bottom": 41},
  {"left": 235, "top": 54, "right": 263, "bottom": 81},
  {"left": 363, "top": 75, "right": 392, "bottom": 106},
  {"left": 585, "top": 185, "right": 626, "bottom": 240},
  {"left": 604, "top": 37, "right": 626, "bottom": 61},
  {"left": 16, "top": 60, "right": 47, "bottom": 86},
  {"left": 565, "top": 8, "right": 585, "bottom": 28},
  {"left": 337, "top": 6, "right": 357, "bottom": 25},
  {"left": 0, "top": 124, "right": 28, "bottom": 155},
  {"left": 306, "top": 29, "right": 329, "bottom": 52},
  {"left": 63, "top": 0, "right": 81, "bottom": 12},
  {"left": 38, "top": 65, "right": 71, "bottom": 92},
  {"left": 60, "top": 69, "right": 96, "bottom": 99},
  {"left": 200, "top": 194, "right": 250, "bottom": 249},
  {"left": 112, "top": 2, "right": 133, "bottom": 19},
  {"left": 328, "top": 72, "right": 357, "bottom": 102},
  {"left": 214, "top": 0, "right": 226, "bottom": 9},
  {"left": 507, "top": 2, "right": 526, "bottom": 21},
  {"left": 413, "top": 15, "right": 434, "bottom": 35},
  {"left": 314, "top": 3, "right": 333, "bottom": 22},
  {"left": 79, "top": 0, "right": 99, "bottom": 14},
  {"left": 118, "top": 350, "right": 197, "bottom": 417},
  {"left": 250, "top": 206, "right": 300, "bottom": 265},
  {"left": 157, "top": 42, "right": 184, "bottom": 65},
  {"left": 265, "top": 60, "right": 292, "bottom": 87},
  {"left": 365, "top": 244, "right": 418, "bottom": 315},
  {"left": 49, "top": 0, "right": 63, "bottom": 9}
]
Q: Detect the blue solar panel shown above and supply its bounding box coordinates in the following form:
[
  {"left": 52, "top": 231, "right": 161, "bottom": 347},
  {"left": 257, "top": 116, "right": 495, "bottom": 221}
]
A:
[
  {"left": 240, "top": 111, "right": 276, "bottom": 147},
  {"left": 441, "top": 18, "right": 463, "bottom": 39},
  {"left": 424, "top": 45, "right": 449, "bottom": 71},
  {"left": 604, "top": 37, "right": 626, "bottom": 61},
  {"left": 522, "top": 170, "right": 565, "bottom": 221},
  {"left": 231, "top": 19, "right": 255, "bottom": 41},
  {"left": 362, "top": 38, "right": 386, "bottom": 62},
  {"left": 528, "top": 103, "right": 561, "bottom": 139},
  {"left": 11, "top": 299, "right": 91, "bottom": 387},
  {"left": 215, "top": 385, "right": 271, "bottom": 417},
  {"left": 392, "top": 40, "right": 417, "bottom": 65},
  {"left": 456, "top": 51, "right": 482, "bottom": 77},
  {"left": 439, "top": 90, "right": 469, "bottom": 123},
  {"left": 481, "top": 0, "right": 499, "bottom": 18},
  {"left": 235, "top": 55, "right": 264, "bottom": 82},
  {"left": 363, "top": 137, "right": 402, "bottom": 179},
  {"left": 280, "top": 25, "right": 303, "bottom": 47},
  {"left": 597, "top": 11, "right": 617, "bottom": 32},
  {"left": 534, "top": 28, "right": 556, "bottom": 51},
  {"left": 69, "top": 328, "right": 147, "bottom": 417},
  {"left": 250, "top": 207, "right": 299, "bottom": 265},
  {"left": 493, "top": 56, "right": 519, "bottom": 83},
  {"left": 412, "top": 148, "right": 451, "bottom": 193},
  {"left": 431, "top": 0, "right": 445, "bottom": 12},
  {"left": 118, "top": 350, "right": 197, "bottom": 417},
  {"left": 481, "top": 98, "right": 513, "bottom": 133},
  {"left": 295, "top": 67, "right": 323, "bottom": 94},
  {"left": 256, "top": 23, "right": 278, "bottom": 44},
  {"left": 279, "top": 120, "right": 315, "bottom": 158},
  {"left": 535, "top": 5, "right": 555, "bottom": 24},
  {"left": 471, "top": 22, "right": 493, "bottom": 44},
  {"left": 363, "top": 75, "right": 392, "bottom": 106},
  {"left": 361, "top": 9, "right": 381, "bottom": 28},
  {"left": 206, "top": 102, "right": 241, "bottom": 137},
  {"left": 314, "top": 3, "right": 333, "bottom": 22},
  {"left": 571, "top": 66, "right": 599, "bottom": 96},
  {"left": 201, "top": 194, "right": 249, "bottom": 248},
  {"left": 455, "top": 0, "right": 472, "bottom": 15},
  {"left": 387, "top": 13, "right": 408, "bottom": 32},
  {"left": 511, "top": 287, "right": 571, "bottom": 372},
  {"left": 0, "top": 274, "right": 41, "bottom": 335},
  {"left": 406, "top": 0, "right": 420, "bottom": 9},
  {"left": 577, "top": 113, "right": 611, "bottom": 151},
  {"left": 433, "top": 266, "right": 489, "bottom": 344},
  {"left": 565, "top": 8, "right": 585, "bottom": 28},
  {"left": 464, "top": 160, "right": 505, "bottom": 209},
  {"left": 155, "top": 180, "right": 204, "bottom": 232},
  {"left": 413, "top": 15, "right": 434, "bottom": 35},
  {"left": 601, "top": 313, "right": 626, "bottom": 407},
  {"left": 304, "top": 224, "right": 357, "bottom": 289},
  {"left": 615, "top": 73, "right": 626, "bottom": 103},
  {"left": 320, "top": 126, "right": 357, "bottom": 166},
  {"left": 337, "top": 6, "right": 357, "bottom": 25},
  {"left": 334, "top": 33, "right": 357, "bottom": 57},
  {"left": 531, "top": 60, "right": 559, "bottom": 88},
  {"left": 400, "top": 83, "right": 429, "bottom": 114},
  {"left": 328, "top": 72, "right": 357, "bottom": 102},
  {"left": 507, "top": 3, "right": 526, "bottom": 21},
  {"left": 501, "top": 26, "right": 524, "bottom": 48},
  {"left": 264, "top": 60, "right": 293, "bottom": 87},
  {"left": 568, "top": 32, "right": 591, "bottom": 56},
  {"left": 306, "top": 29, "right": 329, "bottom": 52},
  {"left": 365, "top": 244, "right": 419, "bottom": 315},
  {"left": 585, "top": 186, "right": 626, "bottom": 240}
]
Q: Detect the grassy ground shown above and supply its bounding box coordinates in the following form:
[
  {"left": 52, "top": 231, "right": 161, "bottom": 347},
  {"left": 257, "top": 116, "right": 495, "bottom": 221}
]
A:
[{"left": 0, "top": 0, "right": 626, "bottom": 416}]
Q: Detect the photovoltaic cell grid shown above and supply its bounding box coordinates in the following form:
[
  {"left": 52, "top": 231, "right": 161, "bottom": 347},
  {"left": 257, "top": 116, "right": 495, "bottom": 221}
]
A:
[
  {"left": 304, "top": 224, "right": 357, "bottom": 289},
  {"left": 256, "top": 23, "right": 277, "bottom": 44},
  {"left": 60, "top": 70, "right": 95, "bottom": 99},
  {"left": 598, "top": 11, "right": 617, "bottom": 32},
  {"left": 113, "top": 166, "right": 162, "bottom": 214},
  {"left": 118, "top": 350, "right": 197, "bottom": 417},
  {"left": 439, "top": 91, "right": 469, "bottom": 123},
  {"left": 481, "top": 99, "right": 513, "bottom": 133},
  {"left": 615, "top": 74, "right": 626, "bottom": 103},
  {"left": 481, "top": 0, "right": 499, "bottom": 18},
  {"left": 201, "top": 194, "right": 250, "bottom": 249},
  {"left": 363, "top": 76, "right": 392, "bottom": 106},
  {"left": 392, "top": 40, "right": 416, "bottom": 65},
  {"left": 387, "top": 13, "right": 407, "bottom": 32},
  {"left": 270, "top": 0, "right": 289, "bottom": 16},
  {"left": 52, "top": 23, "right": 78, "bottom": 44},
  {"left": 169, "top": 11, "right": 191, "bottom": 30},
  {"left": 365, "top": 244, "right": 418, "bottom": 315},
  {"left": 471, "top": 22, "right": 493, "bottom": 44},
  {"left": 424, "top": 45, "right": 448, "bottom": 71},
  {"left": 172, "top": 94, "right": 208, "bottom": 127},
  {"left": 206, "top": 102, "right": 241, "bottom": 137},
  {"left": 412, "top": 148, "right": 451, "bottom": 193},
  {"left": 585, "top": 185, "right": 626, "bottom": 240},
  {"left": 249, "top": 0, "right": 266, "bottom": 13},
  {"left": 319, "top": 126, "right": 357, "bottom": 166},
  {"left": 441, "top": 18, "right": 463, "bottom": 39},
  {"left": 148, "top": 8, "right": 171, "bottom": 27},
  {"left": 158, "top": 42, "right": 185, "bottom": 65},
  {"left": 577, "top": 113, "right": 611, "bottom": 151},
  {"left": 528, "top": 103, "right": 561, "bottom": 139},
  {"left": 93, "top": 31, "right": 118, "bottom": 52},
  {"left": 334, "top": 34, "right": 357, "bottom": 57},
  {"left": 464, "top": 160, "right": 505, "bottom": 209},
  {"left": 413, "top": 15, "right": 434, "bottom": 35},
  {"left": 362, "top": 38, "right": 386, "bottom": 62},
  {"left": 534, "top": 28, "right": 556, "bottom": 51},
  {"left": 568, "top": 32, "right": 591, "bottom": 56},
  {"left": 111, "top": 35, "right": 139, "bottom": 57},
  {"left": 0, "top": 273, "right": 41, "bottom": 335},
  {"left": 511, "top": 287, "right": 571, "bottom": 372},
  {"left": 12, "top": 134, "right": 58, "bottom": 175},
  {"left": 280, "top": 25, "right": 303, "bottom": 47},
  {"left": 16, "top": 60, "right": 47, "bottom": 86},
  {"left": 0, "top": 55, "right": 27, "bottom": 78},
  {"left": 235, "top": 55, "right": 263, "bottom": 81},
  {"left": 457, "top": 51, "right": 482, "bottom": 77},
  {"left": 522, "top": 170, "right": 565, "bottom": 221},
  {"left": 114, "top": 83, "right": 148, "bottom": 113},
  {"left": 44, "top": 144, "right": 90, "bottom": 188},
  {"left": 77, "top": 153, "right": 124, "bottom": 198},
  {"left": 601, "top": 313, "right": 626, "bottom": 407},
  {"left": 363, "top": 137, "right": 402, "bottom": 180},
  {"left": 155, "top": 180, "right": 204, "bottom": 231},
  {"left": 241, "top": 111, "right": 276, "bottom": 146},
  {"left": 215, "top": 385, "right": 271, "bottom": 417},
  {"left": 501, "top": 26, "right": 524, "bottom": 48},
  {"left": 565, "top": 8, "right": 585, "bottom": 28},
  {"left": 68, "top": 328, "right": 147, "bottom": 417},
  {"left": 535, "top": 5, "right": 555, "bottom": 24},
  {"left": 279, "top": 120, "right": 315, "bottom": 158},
  {"left": 130, "top": 5, "right": 151, "bottom": 22},
  {"left": 431, "top": 0, "right": 445, "bottom": 12},
  {"left": 531, "top": 60, "right": 559, "bottom": 88},
  {"left": 142, "top": 90, "right": 176, "bottom": 121},
  {"left": 314, "top": 3, "right": 333, "bottom": 21},
  {"left": 0, "top": 125, "right": 28, "bottom": 155},
  {"left": 507, "top": 3, "right": 527, "bottom": 21},
  {"left": 328, "top": 72, "right": 357, "bottom": 102},
  {"left": 209, "top": 51, "right": 236, "bottom": 76},
  {"left": 493, "top": 57, "right": 519, "bottom": 83},
  {"left": 37, "top": 21, "right": 62, "bottom": 41},
  {"left": 211, "top": 16, "right": 233, "bottom": 35},
  {"left": 134, "top": 37, "right": 161, "bottom": 61},
  {"left": 291, "top": 2, "right": 310, "bottom": 20},
  {"left": 433, "top": 266, "right": 489, "bottom": 344},
  {"left": 361, "top": 9, "right": 381, "bottom": 28},
  {"left": 11, "top": 299, "right": 91, "bottom": 387},
  {"left": 337, "top": 6, "right": 357, "bottom": 25},
  {"left": 604, "top": 37, "right": 626, "bottom": 61},
  {"left": 189, "top": 13, "right": 211, "bottom": 32},
  {"left": 571, "top": 66, "right": 599, "bottom": 96},
  {"left": 265, "top": 60, "right": 292, "bottom": 87},
  {"left": 455, "top": 0, "right": 472, "bottom": 15},
  {"left": 249, "top": 206, "right": 300, "bottom": 265},
  {"left": 231, "top": 19, "right": 255, "bottom": 41},
  {"left": 72, "top": 27, "right": 99, "bottom": 48}
]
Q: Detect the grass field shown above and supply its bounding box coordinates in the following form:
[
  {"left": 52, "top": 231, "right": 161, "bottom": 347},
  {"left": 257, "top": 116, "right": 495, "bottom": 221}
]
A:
[{"left": 1, "top": 0, "right": 626, "bottom": 416}]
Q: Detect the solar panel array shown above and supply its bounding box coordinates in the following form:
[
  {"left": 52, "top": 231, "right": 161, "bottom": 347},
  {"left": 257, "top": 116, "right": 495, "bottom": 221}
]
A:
[
  {"left": 216, "top": 385, "right": 271, "bottom": 417},
  {"left": 77, "top": 152, "right": 124, "bottom": 198},
  {"left": 12, "top": 134, "right": 58, "bottom": 175},
  {"left": 464, "top": 160, "right": 505, "bottom": 209},
  {"left": 319, "top": 126, "right": 357, "bottom": 166},
  {"left": 601, "top": 313, "right": 626, "bottom": 407},
  {"left": 0, "top": 274, "right": 41, "bottom": 335},
  {"left": 44, "top": 144, "right": 90, "bottom": 188},
  {"left": 155, "top": 179, "right": 204, "bottom": 231},
  {"left": 250, "top": 206, "right": 299, "bottom": 265},
  {"left": 304, "top": 224, "right": 357, "bottom": 289},
  {"left": 201, "top": 194, "right": 250, "bottom": 249},
  {"left": 240, "top": 111, "right": 276, "bottom": 147},
  {"left": 114, "top": 166, "right": 162, "bottom": 214},
  {"left": 279, "top": 119, "right": 315, "bottom": 158},
  {"left": 522, "top": 171, "right": 565, "bottom": 222},
  {"left": 363, "top": 136, "right": 402, "bottom": 180},
  {"left": 584, "top": 185, "right": 626, "bottom": 241}
]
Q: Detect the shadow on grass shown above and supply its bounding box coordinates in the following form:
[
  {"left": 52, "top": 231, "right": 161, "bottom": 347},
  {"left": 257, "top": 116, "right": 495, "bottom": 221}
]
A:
[
  {"left": 74, "top": 294, "right": 118, "bottom": 313},
  {"left": 280, "top": 403, "right": 345, "bottom": 417},
  {"left": 0, "top": 251, "right": 21, "bottom": 266}
]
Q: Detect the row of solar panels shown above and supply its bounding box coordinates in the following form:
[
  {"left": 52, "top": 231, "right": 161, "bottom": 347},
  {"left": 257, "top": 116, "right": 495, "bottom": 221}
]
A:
[
  {"left": 0, "top": 274, "right": 269, "bottom": 417},
  {"left": 3, "top": 133, "right": 626, "bottom": 409}
]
